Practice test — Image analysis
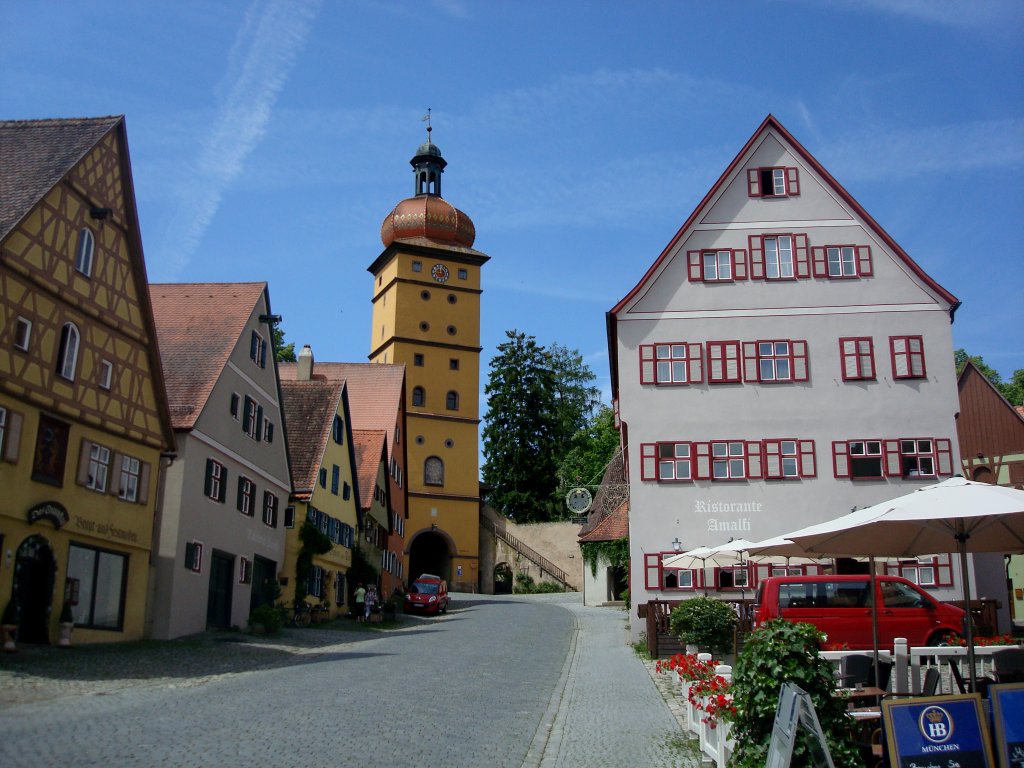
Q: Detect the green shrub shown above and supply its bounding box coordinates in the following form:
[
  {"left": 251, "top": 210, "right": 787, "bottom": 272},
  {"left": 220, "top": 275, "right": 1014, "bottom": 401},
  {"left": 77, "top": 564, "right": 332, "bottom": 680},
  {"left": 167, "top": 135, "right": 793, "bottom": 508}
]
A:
[
  {"left": 514, "top": 572, "right": 536, "bottom": 593},
  {"left": 248, "top": 603, "right": 284, "bottom": 634},
  {"left": 535, "top": 581, "right": 564, "bottom": 593},
  {"left": 668, "top": 596, "right": 738, "bottom": 653},
  {"left": 728, "top": 619, "right": 863, "bottom": 767}
]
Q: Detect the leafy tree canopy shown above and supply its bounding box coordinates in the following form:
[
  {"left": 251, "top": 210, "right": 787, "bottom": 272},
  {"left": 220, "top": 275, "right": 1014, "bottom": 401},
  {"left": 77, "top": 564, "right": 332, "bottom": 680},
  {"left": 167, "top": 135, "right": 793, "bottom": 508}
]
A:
[
  {"left": 273, "top": 324, "right": 297, "bottom": 363},
  {"left": 482, "top": 330, "right": 602, "bottom": 522},
  {"left": 955, "top": 348, "right": 1023, "bottom": 405},
  {"left": 557, "top": 404, "right": 619, "bottom": 491}
]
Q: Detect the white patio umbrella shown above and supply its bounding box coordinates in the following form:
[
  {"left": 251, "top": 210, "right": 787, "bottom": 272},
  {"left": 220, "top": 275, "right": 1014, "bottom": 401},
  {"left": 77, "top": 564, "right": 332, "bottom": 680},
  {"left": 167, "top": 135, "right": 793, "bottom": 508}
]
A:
[
  {"left": 663, "top": 546, "right": 716, "bottom": 593},
  {"left": 786, "top": 477, "right": 1024, "bottom": 691}
]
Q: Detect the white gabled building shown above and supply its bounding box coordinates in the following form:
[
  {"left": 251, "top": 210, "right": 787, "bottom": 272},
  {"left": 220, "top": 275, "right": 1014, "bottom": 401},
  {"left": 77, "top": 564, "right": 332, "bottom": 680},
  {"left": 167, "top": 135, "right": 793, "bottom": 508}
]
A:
[{"left": 607, "top": 115, "right": 968, "bottom": 639}]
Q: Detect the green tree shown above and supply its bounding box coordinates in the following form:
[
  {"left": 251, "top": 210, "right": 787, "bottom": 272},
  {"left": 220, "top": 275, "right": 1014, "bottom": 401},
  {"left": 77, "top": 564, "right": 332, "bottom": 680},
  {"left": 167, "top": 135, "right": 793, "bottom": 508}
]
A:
[
  {"left": 557, "top": 405, "right": 619, "bottom": 492},
  {"left": 273, "top": 324, "right": 296, "bottom": 363},
  {"left": 955, "top": 348, "right": 1023, "bottom": 405},
  {"left": 482, "top": 331, "right": 601, "bottom": 522}
]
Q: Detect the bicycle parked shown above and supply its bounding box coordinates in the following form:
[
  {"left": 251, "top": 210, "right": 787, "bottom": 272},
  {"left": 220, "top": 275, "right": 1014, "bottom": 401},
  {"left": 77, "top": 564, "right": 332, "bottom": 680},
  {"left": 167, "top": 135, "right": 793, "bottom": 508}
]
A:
[{"left": 289, "top": 601, "right": 327, "bottom": 627}]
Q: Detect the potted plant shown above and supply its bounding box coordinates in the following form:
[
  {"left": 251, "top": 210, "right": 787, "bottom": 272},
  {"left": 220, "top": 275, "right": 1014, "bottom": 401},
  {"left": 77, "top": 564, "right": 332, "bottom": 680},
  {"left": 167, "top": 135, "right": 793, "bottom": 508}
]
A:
[
  {"left": 57, "top": 601, "right": 74, "bottom": 647},
  {"left": 669, "top": 596, "right": 739, "bottom": 656},
  {"left": 2, "top": 599, "right": 18, "bottom": 653}
]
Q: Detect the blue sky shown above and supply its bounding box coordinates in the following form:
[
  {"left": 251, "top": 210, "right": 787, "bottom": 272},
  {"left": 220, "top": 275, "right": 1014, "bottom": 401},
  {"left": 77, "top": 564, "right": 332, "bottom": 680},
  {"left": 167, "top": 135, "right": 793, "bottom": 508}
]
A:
[{"left": 3, "top": 0, "right": 1022, "bottom": 406}]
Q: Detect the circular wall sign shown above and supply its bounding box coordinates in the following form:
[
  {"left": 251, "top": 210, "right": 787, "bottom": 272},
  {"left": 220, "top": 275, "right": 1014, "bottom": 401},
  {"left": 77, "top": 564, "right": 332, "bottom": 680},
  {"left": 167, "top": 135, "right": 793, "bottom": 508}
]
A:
[{"left": 566, "top": 487, "right": 593, "bottom": 514}]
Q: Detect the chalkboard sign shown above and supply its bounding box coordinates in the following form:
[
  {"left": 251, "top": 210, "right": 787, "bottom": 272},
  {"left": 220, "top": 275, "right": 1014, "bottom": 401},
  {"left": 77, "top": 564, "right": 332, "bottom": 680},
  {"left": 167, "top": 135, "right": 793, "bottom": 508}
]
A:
[
  {"left": 882, "top": 693, "right": 994, "bottom": 768},
  {"left": 991, "top": 682, "right": 1024, "bottom": 768},
  {"left": 765, "top": 683, "right": 835, "bottom": 768}
]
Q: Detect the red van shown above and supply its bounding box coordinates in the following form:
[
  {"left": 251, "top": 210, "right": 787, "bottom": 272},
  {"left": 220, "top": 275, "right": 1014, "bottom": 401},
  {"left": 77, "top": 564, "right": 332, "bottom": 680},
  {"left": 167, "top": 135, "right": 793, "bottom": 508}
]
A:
[{"left": 752, "top": 575, "right": 965, "bottom": 649}]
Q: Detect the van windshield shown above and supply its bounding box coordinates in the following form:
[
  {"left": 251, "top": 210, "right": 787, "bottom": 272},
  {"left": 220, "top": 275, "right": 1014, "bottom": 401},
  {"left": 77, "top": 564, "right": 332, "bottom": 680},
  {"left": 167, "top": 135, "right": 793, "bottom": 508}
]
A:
[
  {"left": 412, "top": 582, "right": 440, "bottom": 595},
  {"left": 779, "top": 580, "right": 872, "bottom": 609}
]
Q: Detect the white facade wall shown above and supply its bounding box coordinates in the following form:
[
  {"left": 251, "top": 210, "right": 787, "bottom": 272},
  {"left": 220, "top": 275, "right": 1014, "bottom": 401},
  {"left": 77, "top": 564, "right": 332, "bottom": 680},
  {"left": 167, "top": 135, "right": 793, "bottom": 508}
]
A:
[
  {"left": 150, "top": 295, "right": 290, "bottom": 639},
  {"left": 611, "top": 120, "right": 965, "bottom": 640}
]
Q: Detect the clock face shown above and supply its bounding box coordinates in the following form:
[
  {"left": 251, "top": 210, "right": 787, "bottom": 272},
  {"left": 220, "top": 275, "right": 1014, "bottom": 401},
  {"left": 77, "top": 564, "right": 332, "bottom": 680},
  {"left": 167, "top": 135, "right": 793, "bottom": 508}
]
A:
[
  {"left": 566, "top": 487, "right": 593, "bottom": 513},
  {"left": 431, "top": 263, "right": 450, "bottom": 283}
]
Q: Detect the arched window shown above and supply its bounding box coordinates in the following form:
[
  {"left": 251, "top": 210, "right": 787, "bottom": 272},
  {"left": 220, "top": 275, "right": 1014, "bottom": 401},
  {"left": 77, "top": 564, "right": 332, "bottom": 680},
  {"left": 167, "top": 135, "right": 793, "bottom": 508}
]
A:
[
  {"left": 446, "top": 391, "right": 459, "bottom": 411},
  {"left": 57, "top": 322, "right": 80, "bottom": 380},
  {"left": 424, "top": 456, "right": 444, "bottom": 486},
  {"left": 75, "top": 228, "right": 94, "bottom": 277},
  {"left": 412, "top": 386, "right": 425, "bottom": 407}
]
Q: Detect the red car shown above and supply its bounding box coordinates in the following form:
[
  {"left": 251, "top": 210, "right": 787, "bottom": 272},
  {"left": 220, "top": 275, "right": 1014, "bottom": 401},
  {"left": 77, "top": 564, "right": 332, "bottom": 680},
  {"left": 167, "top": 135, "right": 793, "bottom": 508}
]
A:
[{"left": 404, "top": 575, "right": 449, "bottom": 615}]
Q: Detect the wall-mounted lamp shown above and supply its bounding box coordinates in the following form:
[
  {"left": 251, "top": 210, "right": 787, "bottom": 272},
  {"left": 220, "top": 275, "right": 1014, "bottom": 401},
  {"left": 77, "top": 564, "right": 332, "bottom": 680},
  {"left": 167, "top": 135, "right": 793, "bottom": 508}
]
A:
[
  {"left": 431, "top": 523, "right": 437, "bottom": 532},
  {"left": 672, "top": 537, "right": 682, "bottom": 552},
  {"left": 89, "top": 207, "right": 113, "bottom": 220}
]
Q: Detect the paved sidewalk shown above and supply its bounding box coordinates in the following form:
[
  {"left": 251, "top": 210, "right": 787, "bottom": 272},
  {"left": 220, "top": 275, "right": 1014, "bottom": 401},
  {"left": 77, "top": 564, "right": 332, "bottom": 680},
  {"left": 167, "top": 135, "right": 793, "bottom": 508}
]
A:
[{"left": 521, "top": 594, "right": 697, "bottom": 768}]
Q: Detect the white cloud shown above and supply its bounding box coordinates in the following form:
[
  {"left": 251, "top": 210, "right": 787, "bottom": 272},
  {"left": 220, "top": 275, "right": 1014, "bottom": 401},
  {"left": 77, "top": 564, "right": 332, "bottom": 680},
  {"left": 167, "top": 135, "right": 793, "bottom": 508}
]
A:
[
  {"left": 822, "top": 118, "right": 1024, "bottom": 182},
  {"left": 157, "top": 0, "right": 321, "bottom": 275}
]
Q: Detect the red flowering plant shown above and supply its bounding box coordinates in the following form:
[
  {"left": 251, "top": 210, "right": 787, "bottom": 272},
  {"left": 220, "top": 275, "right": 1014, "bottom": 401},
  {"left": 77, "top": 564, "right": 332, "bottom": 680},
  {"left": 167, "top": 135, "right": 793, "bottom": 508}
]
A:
[
  {"left": 941, "top": 633, "right": 1018, "bottom": 647},
  {"left": 655, "top": 652, "right": 717, "bottom": 683},
  {"left": 687, "top": 674, "right": 736, "bottom": 729}
]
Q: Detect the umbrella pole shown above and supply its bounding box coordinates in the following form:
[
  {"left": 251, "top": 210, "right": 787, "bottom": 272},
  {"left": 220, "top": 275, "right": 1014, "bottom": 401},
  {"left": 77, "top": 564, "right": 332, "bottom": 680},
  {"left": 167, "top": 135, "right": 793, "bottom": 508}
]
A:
[
  {"left": 956, "top": 529, "right": 977, "bottom": 692},
  {"left": 870, "top": 556, "right": 881, "bottom": 690}
]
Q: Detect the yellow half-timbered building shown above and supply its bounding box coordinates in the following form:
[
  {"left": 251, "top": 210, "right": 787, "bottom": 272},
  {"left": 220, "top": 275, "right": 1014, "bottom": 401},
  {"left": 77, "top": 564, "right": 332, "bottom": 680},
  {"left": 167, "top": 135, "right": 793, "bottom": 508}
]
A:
[{"left": 0, "top": 116, "right": 173, "bottom": 644}]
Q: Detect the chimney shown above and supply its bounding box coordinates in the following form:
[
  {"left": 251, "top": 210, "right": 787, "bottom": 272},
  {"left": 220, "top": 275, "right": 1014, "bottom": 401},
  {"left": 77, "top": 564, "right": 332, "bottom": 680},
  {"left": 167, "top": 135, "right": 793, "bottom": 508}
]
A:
[{"left": 297, "top": 344, "right": 314, "bottom": 381}]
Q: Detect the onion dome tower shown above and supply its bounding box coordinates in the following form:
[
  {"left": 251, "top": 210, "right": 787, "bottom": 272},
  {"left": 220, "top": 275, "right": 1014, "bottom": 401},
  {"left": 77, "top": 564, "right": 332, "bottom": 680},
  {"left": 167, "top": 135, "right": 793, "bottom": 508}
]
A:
[{"left": 366, "top": 113, "right": 488, "bottom": 593}]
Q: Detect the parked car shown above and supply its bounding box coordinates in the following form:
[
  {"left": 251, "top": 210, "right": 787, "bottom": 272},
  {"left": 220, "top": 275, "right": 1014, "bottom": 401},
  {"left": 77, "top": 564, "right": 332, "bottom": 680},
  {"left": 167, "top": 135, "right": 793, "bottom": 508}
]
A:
[
  {"left": 752, "top": 574, "right": 965, "bottom": 649},
  {"left": 404, "top": 575, "right": 449, "bottom": 615}
]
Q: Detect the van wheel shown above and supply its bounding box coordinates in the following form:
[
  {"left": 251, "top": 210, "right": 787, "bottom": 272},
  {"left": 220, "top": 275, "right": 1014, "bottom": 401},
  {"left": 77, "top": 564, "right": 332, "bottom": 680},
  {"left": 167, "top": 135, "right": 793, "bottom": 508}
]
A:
[{"left": 925, "top": 631, "right": 949, "bottom": 646}]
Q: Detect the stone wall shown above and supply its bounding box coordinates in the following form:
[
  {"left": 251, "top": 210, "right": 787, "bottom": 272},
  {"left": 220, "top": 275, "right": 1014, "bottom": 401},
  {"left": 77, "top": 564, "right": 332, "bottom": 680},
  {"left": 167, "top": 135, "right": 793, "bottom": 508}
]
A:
[{"left": 478, "top": 505, "right": 584, "bottom": 592}]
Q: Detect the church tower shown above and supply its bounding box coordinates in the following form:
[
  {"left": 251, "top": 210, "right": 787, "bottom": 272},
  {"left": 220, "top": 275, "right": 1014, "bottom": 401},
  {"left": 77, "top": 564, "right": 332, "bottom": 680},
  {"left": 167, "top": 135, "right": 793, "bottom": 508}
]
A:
[{"left": 368, "top": 122, "right": 487, "bottom": 591}]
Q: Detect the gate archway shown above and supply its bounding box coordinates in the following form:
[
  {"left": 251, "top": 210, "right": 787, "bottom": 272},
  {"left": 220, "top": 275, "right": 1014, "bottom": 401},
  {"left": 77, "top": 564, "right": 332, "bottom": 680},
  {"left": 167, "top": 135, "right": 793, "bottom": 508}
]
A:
[
  {"left": 494, "top": 563, "right": 513, "bottom": 594},
  {"left": 408, "top": 530, "right": 453, "bottom": 583},
  {"left": 13, "top": 534, "right": 57, "bottom": 644}
]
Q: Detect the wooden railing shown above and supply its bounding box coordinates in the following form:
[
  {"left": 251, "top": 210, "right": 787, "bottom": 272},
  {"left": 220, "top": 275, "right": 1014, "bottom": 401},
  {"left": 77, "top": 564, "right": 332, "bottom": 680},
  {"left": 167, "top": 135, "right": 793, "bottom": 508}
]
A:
[{"left": 482, "top": 518, "right": 574, "bottom": 590}]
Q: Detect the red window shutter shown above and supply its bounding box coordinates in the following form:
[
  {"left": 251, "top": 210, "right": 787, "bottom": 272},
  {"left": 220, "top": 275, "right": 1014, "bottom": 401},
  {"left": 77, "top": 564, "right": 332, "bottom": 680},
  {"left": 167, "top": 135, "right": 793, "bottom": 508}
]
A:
[
  {"left": 764, "top": 441, "right": 782, "bottom": 479},
  {"left": 639, "top": 345, "right": 656, "bottom": 384},
  {"left": 936, "top": 438, "right": 953, "bottom": 475},
  {"left": 725, "top": 342, "right": 741, "bottom": 382},
  {"left": 812, "top": 246, "right": 828, "bottom": 277},
  {"left": 791, "top": 340, "right": 809, "bottom": 381},
  {"left": 786, "top": 167, "right": 800, "bottom": 196},
  {"left": 799, "top": 440, "right": 817, "bottom": 477},
  {"left": 694, "top": 442, "right": 711, "bottom": 480},
  {"left": 748, "top": 235, "right": 765, "bottom": 280},
  {"left": 833, "top": 441, "right": 850, "bottom": 478},
  {"left": 688, "top": 250, "right": 703, "bottom": 281},
  {"left": 746, "top": 440, "right": 763, "bottom": 478},
  {"left": 884, "top": 440, "right": 902, "bottom": 476},
  {"left": 748, "top": 168, "right": 761, "bottom": 197},
  {"left": 645, "top": 553, "right": 662, "bottom": 590},
  {"left": 732, "top": 249, "right": 748, "bottom": 280},
  {"left": 910, "top": 337, "right": 926, "bottom": 377},
  {"left": 856, "top": 246, "right": 873, "bottom": 276},
  {"left": 793, "top": 234, "right": 810, "bottom": 278},
  {"left": 742, "top": 342, "right": 759, "bottom": 382},
  {"left": 687, "top": 343, "right": 704, "bottom": 383},
  {"left": 640, "top": 443, "right": 657, "bottom": 481},
  {"left": 707, "top": 342, "right": 723, "bottom": 382}
]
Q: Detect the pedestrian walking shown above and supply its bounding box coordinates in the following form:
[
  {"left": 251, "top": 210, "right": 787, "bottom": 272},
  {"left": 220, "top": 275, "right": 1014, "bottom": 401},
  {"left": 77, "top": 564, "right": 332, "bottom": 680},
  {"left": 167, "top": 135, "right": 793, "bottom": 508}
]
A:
[
  {"left": 364, "top": 584, "right": 378, "bottom": 621},
  {"left": 354, "top": 582, "right": 366, "bottom": 622}
]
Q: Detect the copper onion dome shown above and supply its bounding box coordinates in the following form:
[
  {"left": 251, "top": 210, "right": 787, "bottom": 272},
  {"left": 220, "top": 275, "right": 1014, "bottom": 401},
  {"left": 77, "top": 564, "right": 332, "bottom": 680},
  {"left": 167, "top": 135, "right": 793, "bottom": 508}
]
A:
[{"left": 380, "top": 125, "right": 475, "bottom": 248}]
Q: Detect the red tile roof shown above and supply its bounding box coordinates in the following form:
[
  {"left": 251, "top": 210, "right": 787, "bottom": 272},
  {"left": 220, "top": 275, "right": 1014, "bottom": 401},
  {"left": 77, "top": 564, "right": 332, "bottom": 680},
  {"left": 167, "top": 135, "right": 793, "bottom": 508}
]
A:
[
  {"left": 279, "top": 378, "right": 345, "bottom": 495},
  {"left": 279, "top": 361, "right": 404, "bottom": 445},
  {"left": 0, "top": 116, "right": 121, "bottom": 239},
  {"left": 149, "top": 283, "right": 267, "bottom": 429},
  {"left": 578, "top": 500, "right": 629, "bottom": 543},
  {"left": 352, "top": 429, "right": 387, "bottom": 510}
]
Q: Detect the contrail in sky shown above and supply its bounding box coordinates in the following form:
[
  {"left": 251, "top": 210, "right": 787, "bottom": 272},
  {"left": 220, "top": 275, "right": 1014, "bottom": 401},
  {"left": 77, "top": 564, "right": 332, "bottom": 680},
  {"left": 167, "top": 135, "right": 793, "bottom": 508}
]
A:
[{"left": 160, "top": 0, "right": 320, "bottom": 276}]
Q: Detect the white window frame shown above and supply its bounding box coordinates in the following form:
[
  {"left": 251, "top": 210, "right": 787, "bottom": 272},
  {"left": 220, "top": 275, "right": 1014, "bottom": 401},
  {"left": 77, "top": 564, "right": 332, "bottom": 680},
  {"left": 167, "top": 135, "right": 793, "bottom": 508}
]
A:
[
  {"left": 758, "top": 341, "right": 792, "bottom": 381},
  {"left": 657, "top": 442, "right": 692, "bottom": 482},
  {"left": 58, "top": 322, "right": 80, "bottom": 380},
  {"left": 764, "top": 236, "right": 794, "bottom": 279},
  {"left": 118, "top": 455, "right": 140, "bottom": 502},
  {"left": 14, "top": 317, "right": 32, "bottom": 351},
  {"left": 75, "top": 227, "right": 95, "bottom": 277},
  {"left": 712, "top": 441, "right": 746, "bottom": 480},
  {"left": 238, "top": 476, "right": 255, "bottom": 516},
  {"left": 99, "top": 359, "right": 113, "bottom": 390},
  {"left": 827, "top": 246, "right": 856, "bottom": 277},
  {"left": 87, "top": 443, "right": 110, "bottom": 492},
  {"left": 702, "top": 250, "right": 732, "bottom": 281},
  {"left": 900, "top": 439, "right": 936, "bottom": 478}
]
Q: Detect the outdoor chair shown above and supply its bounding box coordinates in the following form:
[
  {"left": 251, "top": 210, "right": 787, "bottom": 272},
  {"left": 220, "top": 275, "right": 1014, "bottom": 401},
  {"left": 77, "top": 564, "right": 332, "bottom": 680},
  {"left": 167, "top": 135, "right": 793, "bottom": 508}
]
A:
[
  {"left": 840, "top": 654, "right": 874, "bottom": 688},
  {"left": 921, "top": 665, "right": 941, "bottom": 696}
]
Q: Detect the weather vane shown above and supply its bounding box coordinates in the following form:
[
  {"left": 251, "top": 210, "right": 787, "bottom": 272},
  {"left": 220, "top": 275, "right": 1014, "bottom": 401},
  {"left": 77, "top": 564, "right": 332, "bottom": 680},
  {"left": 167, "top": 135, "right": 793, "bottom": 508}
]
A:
[{"left": 422, "top": 108, "right": 432, "bottom": 142}]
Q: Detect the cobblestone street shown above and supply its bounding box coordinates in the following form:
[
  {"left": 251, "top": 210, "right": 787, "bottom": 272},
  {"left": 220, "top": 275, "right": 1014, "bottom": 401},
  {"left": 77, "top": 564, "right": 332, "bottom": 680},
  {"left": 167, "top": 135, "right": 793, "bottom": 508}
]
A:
[{"left": 0, "top": 593, "right": 694, "bottom": 768}]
